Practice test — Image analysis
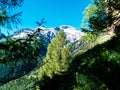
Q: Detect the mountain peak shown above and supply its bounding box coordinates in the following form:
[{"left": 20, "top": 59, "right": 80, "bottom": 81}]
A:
[
  {"left": 11, "top": 25, "right": 83, "bottom": 44},
  {"left": 60, "top": 25, "right": 72, "bottom": 29}
]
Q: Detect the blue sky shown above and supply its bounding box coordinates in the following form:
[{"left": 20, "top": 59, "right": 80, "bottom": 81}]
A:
[
  {"left": 2, "top": 0, "right": 91, "bottom": 35},
  {"left": 19, "top": 0, "right": 91, "bottom": 29}
]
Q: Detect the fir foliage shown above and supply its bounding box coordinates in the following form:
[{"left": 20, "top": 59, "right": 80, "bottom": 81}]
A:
[
  {"left": 37, "top": 30, "right": 72, "bottom": 89},
  {"left": 0, "top": 0, "right": 23, "bottom": 30}
]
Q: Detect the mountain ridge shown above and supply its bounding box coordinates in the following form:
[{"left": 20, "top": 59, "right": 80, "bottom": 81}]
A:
[{"left": 11, "top": 25, "right": 84, "bottom": 44}]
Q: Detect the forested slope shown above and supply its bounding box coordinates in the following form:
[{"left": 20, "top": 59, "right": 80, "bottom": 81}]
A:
[{"left": 0, "top": 0, "right": 120, "bottom": 90}]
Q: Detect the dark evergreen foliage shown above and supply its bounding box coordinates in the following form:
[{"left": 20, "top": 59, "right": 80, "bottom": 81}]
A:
[{"left": 0, "top": 0, "right": 23, "bottom": 30}]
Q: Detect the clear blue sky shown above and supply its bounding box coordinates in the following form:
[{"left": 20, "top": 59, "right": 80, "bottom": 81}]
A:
[
  {"left": 2, "top": 0, "right": 91, "bottom": 35},
  {"left": 19, "top": 0, "right": 91, "bottom": 29}
]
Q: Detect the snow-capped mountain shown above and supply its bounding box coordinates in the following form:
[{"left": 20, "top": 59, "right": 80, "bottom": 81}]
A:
[
  {"left": 0, "top": 25, "right": 83, "bottom": 84},
  {"left": 11, "top": 25, "right": 83, "bottom": 44}
]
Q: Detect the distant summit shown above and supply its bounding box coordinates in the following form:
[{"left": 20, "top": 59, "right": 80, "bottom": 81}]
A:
[{"left": 11, "top": 25, "right": 83, "bottom": 44}]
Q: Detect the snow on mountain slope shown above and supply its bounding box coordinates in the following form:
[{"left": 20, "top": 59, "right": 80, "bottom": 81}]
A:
[
  {"left": 11, "top": 29, "right": 34, "bottom": 39},
  {"left": 11, "top": 25, "right": 83, "bottom": 44},
  {"left": 60, "top": 25, "right": 83, "bottom": 43}
]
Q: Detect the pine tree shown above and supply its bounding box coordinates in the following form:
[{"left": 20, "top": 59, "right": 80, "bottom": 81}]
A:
[
  {"left": 0, "top": 0, "right": 23, "bottom": 30},
  {"left": 38, "top": 30, "right": 72, "bottom": 78},
  {"left": 0, "top": 0, "right": 24, "bottom": 61},
  {"left": 81, "top": 0, "right": 120, "bottom": 35},
  {"left": 0, "top": 0, "right": 43, "bottom": 63},
  {"left": 81, "top": 0, "right": 107, "bottom": 32},
  {"left": 37, "top": 30, "right": 72, "bottom": 89}
]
